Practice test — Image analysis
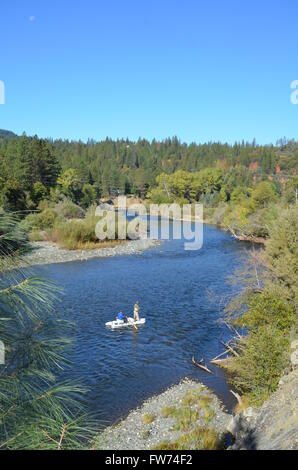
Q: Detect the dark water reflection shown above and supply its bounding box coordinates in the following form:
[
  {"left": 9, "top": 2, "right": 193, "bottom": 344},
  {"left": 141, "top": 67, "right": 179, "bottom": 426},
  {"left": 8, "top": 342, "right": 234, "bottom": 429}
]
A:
[{"left": 35, "top": 224, "right": 249, "bottom": 425}]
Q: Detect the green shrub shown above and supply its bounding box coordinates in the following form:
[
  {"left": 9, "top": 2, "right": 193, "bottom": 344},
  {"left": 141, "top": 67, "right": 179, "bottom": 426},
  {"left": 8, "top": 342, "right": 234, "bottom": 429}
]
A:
[
  {"left": 20, "top": 213, "right": 40, "bottom": 232},
  {"left": 29, "top": 230, "right": 45, "bottom": 242},
  {"left": 22, "top": 209, "right": 57, "bottom": 231},
  {"left": 237, "top": 288, "right": 295, "bottom": 332},
  {"left": 31, "top": 182, "right": 47, "bottom": 206},
  {"left": 251, "top": 181, "right": 278, "bottom": 210},
  {"left": 223, "top": 203, "right": 250, "bottom": 235},
  {"left": 229, "top": 326, "right": 290, "bottom": 405},
  {"left": 38, "top": 208, "right": 58, "bottom": 228},
  {"left": 265, "top": 205, "right": 298, "bottom": 306},
  {"left": 55, "top": 199, "right": 85, "bottom": 219},
  {"left": 38, "top": 199, "right": 55, "bottom": 211},
  {"left": 148, "top": 188, "right": 172, "bottom": 204},
  {"left": 49, "top": 187, "right": 65, "bottom": 203},
  {"left": 81, "top": 184, "right": 98, "bottom": 209}
]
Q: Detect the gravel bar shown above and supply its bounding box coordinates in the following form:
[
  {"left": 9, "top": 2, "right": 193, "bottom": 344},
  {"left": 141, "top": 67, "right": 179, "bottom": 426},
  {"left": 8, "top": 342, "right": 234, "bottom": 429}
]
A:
[
  {"left": 94, "top": 379, "right": 231, "bottom": 450},
  {"left": 21, "top": 239, "right": 160, "bottom": 267}
]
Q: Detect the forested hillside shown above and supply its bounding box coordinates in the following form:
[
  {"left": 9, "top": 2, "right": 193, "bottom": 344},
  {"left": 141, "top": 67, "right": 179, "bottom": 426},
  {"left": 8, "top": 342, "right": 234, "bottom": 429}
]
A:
[
  {"left": 0, "top": 131, "right": 297, "bottom": 210},
  {"left": 0, "top": 129, "right": 18, "bottom": 140}
]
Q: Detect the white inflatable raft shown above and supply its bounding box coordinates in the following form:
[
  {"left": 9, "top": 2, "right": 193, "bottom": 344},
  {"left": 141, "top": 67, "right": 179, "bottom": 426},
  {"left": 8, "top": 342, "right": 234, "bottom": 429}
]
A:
[{"left": 105, "top": 317, "right": 146, "bottom": 330}]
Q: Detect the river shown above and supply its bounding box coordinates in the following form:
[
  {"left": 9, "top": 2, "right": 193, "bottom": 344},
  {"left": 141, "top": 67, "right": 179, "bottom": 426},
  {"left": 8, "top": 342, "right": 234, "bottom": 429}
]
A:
[{"left": 34, "top": 223, "right": 249, "bottom": 426}]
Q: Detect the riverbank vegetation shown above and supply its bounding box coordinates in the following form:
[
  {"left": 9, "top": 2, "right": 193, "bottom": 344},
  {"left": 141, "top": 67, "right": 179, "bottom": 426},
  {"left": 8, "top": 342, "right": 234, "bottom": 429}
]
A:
[
  {"left": 19, "top": 200, "right": 126, "bottom": 250},
  {"left": 223, "top": 205, "right": 297, "bottom": 405}
]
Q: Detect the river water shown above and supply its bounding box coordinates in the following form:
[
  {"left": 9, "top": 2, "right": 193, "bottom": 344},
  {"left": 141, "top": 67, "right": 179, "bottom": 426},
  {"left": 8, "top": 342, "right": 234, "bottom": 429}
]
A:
[{"left": 34, "top": 224, "right": 249, "bottom": 425}]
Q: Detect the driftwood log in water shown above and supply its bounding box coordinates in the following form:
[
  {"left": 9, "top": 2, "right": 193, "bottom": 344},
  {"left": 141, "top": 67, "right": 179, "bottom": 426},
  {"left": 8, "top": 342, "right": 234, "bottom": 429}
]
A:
[
  {"left": 220, "top": 340, "right": 239, "bottom": 357},
  {"left": 224, "top": 224, "right": 265, "bottom": 245},
  {"left": 230, "top": 390, "right": 243, "bottom": 406},
  {"left": 223, "top": 321, "right": 242, "bottom": 339},
  {"left": 210, "top": 324, "right": 242, "bottom": 369},
  {"left": 191, "top": 356, "right": 212, "bottom": 374},
  {"left": 210, "top": 349, "right": 230, "bottom": 362},
  {"left": 210, "top": 358, "right": 229, "bottom": 367}
]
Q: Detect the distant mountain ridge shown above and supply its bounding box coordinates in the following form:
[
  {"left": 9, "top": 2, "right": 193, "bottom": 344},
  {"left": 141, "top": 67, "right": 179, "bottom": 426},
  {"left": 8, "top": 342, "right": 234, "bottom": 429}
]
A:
[{"left": 0, "top": 129, "right": 19, "bottom": 139}]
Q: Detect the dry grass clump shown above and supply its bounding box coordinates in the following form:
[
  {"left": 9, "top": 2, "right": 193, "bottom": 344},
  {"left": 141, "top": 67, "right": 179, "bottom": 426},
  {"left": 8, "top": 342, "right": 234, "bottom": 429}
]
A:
[
  {"left": 154, "top": 427, "right": 219, "bottom": 450},
  {"left": 142, "top": 414, "right": 155, "bottom": 425},
  {"left": 161, "top": 406, "right": 176, "bottom": 418}
]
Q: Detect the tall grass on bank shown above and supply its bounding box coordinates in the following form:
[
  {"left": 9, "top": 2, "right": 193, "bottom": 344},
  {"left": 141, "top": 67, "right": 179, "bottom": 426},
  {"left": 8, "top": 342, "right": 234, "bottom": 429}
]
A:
[
  {"left": 22, "top": 202, "right": 130, "bottom": 250},
  {"left": 46, "top": 208, "right": 128, "bottom": 250}
]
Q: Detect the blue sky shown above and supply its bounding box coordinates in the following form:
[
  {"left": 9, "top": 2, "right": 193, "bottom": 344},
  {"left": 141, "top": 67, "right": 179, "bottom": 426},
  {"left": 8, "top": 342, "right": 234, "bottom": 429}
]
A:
[{"left": 0, "top": 0, "right": 298, "bottom": 143}]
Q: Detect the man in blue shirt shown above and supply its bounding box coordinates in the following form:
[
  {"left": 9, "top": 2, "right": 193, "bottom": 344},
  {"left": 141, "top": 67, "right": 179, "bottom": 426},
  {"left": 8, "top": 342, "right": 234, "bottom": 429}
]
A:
[{"left": 117, "top": 310, "right": 124, "bottom": 321}]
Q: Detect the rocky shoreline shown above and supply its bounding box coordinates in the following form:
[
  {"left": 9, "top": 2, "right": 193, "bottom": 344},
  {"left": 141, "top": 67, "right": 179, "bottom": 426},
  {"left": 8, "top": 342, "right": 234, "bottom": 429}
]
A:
[
  {"left": 22, "top": 238, "right": 160, "bottom": 267},
  {"left": 228, "top": 369, "right": 298, "bottom": 450},
  {"left": 94, "top": 379, "right": 232, "bottom": 451},
  {"left": 94, "top": 367, "right": 298, "bottom": 450}
]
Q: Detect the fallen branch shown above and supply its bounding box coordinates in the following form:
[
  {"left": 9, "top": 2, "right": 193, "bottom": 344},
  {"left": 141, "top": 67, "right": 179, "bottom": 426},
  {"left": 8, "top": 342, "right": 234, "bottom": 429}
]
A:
[
  {"left": 211, "top": 349, "right": 230, "bottom": 362},
  {"left": 223, "top": 224, "right": 265, "bottom": 244},
  {"left": 224, "top": 224, "right": 240, "bottom": 240},
  {"left": 192, "top": 356, "right": 212, "bottom": 374},
  {"left": 220, "top": 340, "right": 239, "bottom": 357},
  {"left": 230, "top": 390, "right": 243, "bottom": 406},
  {"left": 223, "top": 321, "right": 242, "bottom": 340}
]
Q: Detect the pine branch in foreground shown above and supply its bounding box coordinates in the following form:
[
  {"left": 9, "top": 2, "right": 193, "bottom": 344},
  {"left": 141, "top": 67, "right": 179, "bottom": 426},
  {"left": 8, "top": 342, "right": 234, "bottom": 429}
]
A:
[{"left": 0, "top": 213, "right": 96, "bottom": 449}]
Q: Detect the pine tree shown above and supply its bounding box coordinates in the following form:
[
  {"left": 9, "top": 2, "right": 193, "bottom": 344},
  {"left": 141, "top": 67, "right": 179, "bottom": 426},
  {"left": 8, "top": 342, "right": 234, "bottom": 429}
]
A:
[
  {"left": 0, "top": 214, "right": 94, "bottom": 449},
  {"left": 38, "top": 139, "right": 61, "bottom": 190},
  {"left": 17, "top": 134, "right": 33, "bottom": 191}
]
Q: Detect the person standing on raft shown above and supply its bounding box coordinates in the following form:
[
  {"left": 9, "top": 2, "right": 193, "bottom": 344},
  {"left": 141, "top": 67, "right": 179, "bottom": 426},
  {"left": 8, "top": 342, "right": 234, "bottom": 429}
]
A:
[{"left": 133, "top": 301, "right": 140, "bottom": 322}]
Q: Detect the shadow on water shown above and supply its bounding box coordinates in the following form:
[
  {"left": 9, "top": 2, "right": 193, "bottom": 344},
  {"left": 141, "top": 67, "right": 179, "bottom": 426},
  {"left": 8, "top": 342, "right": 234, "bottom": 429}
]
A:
[{"left": 34, "top": 223, "right": 250, "bottom": 425}]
